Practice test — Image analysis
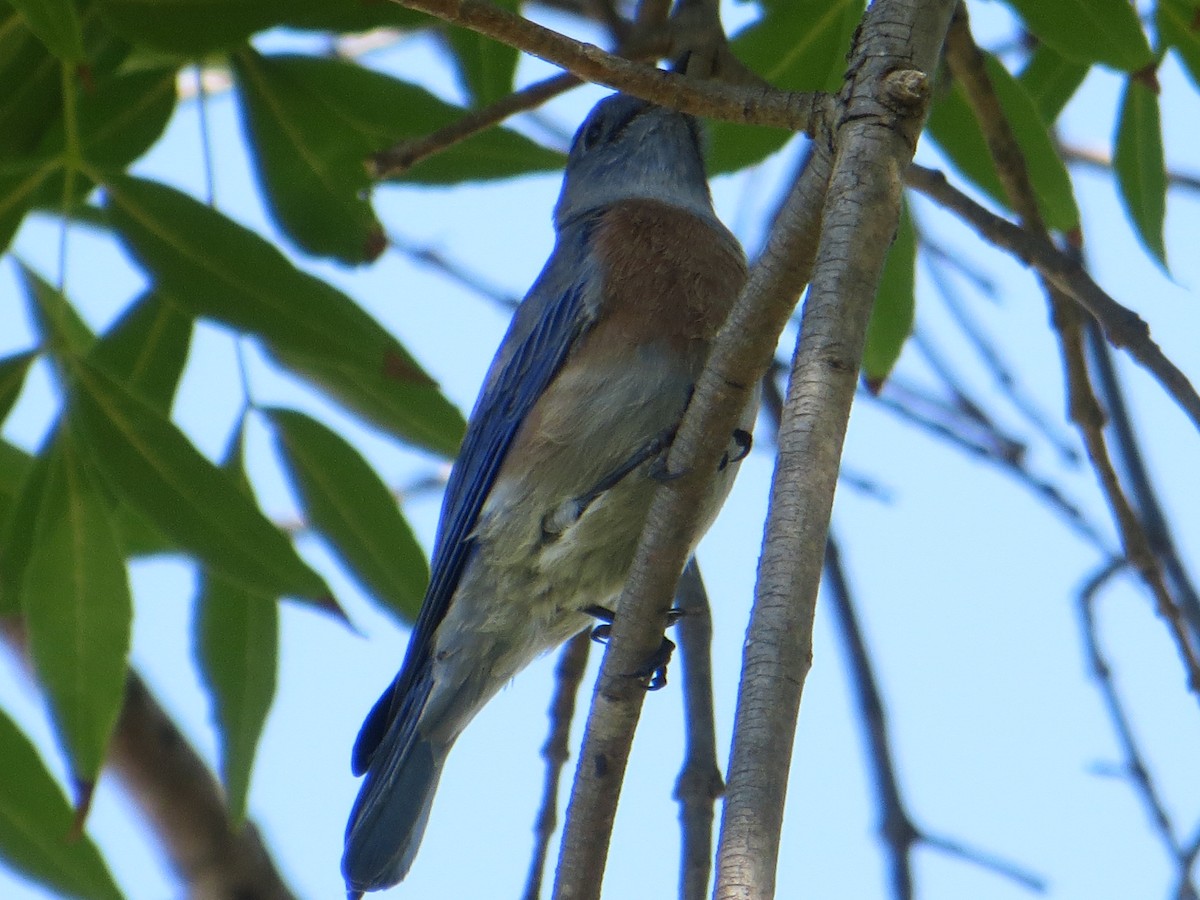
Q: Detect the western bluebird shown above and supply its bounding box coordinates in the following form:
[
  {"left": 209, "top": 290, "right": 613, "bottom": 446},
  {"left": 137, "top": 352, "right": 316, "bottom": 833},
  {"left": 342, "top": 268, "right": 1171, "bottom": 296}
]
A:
[{"left": 342, "top": 91, "right": 755, "bottom": 896}]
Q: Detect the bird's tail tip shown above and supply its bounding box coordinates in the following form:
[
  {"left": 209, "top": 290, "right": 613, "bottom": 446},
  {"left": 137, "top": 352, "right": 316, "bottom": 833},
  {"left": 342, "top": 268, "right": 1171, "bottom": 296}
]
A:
[{"left": 343, "top": 737, "right": 444, "bottom": 894}]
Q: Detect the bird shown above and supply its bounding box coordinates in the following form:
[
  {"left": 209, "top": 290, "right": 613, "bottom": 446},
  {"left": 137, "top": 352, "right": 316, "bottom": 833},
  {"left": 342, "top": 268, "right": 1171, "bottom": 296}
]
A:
[{"left": 342, "top": 90, "right": 755, "bottom": 896}]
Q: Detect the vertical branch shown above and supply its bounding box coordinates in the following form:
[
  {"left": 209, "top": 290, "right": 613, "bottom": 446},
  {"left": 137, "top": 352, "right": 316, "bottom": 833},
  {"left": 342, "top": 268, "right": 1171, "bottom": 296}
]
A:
[
  {"left": 673, "top": 559, "right": 724, "bottom": 900},
  {"left": 524, "top": 632, "right": 592, "bottom": 900},
  {"left": 713, "top": 1, "right": 954, "bottom": 896}
]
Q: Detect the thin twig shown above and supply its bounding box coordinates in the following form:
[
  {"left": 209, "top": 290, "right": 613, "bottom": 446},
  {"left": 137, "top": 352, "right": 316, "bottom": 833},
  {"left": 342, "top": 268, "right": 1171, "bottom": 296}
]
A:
[
  {"left": 921, "top": 242, "right": 1080, "bottom": 463},
  {"left": 524, "top": 632, "right": 592, "bottom": 900},
  {"left": 370, "top": 72, "right": 581, "bottom": 178},
  {"left": 1085, "top": 321, "right": 1200, "bottom": 640},
  {"left": 905, "top": 164, "right": 1200, "bottom": 436},
  {"left": 387, "top": 230, "right": 521, "bottom": 310},
  {"left": 1060, "top": 143, "right": 1200, "bottom": 194},
  {"left": 672, "top": 560, "right": 724, "bottom": 900},
  {"left": 393, "top": 0, "right": 830, "bottom": 133},
  {"left": 824, "top": 536, "right": 1045, "bottom": 898},
  {"left": 1078, "top": 563, "right": 1200, "bottom": 895}
]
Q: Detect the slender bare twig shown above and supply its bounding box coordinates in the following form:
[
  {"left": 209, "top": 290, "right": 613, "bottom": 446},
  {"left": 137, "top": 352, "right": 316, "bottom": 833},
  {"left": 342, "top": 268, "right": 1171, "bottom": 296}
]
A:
[
  {"left": 370, "top": 72, "right": 582, "bottom": 178},
  {"left": 920, "top": 243, "right": 1080, "bottom": 463},
  {"left": 1085, "top": 320, "right": 1200, "bottom": 639},
  {"left": 1078, "top": 564, "right": 1200, "bottom": 895},
  {"left": 905, "top": 164, "right": 1200, "bottom": 436},
  {"left": 392, "top": 0, "right": 830, "bottom": 133},
  {"left": 387, "top": 230, "right": 521, "bottom": 310},
  {"left": 824, "top": 536, "right": 1045, "bottom": 898},
  {"left": 524, "top": 632, "right": 592, "bottom": 900},
  {"left": 672, "top": 560, "right": 724, "bottom": 900},
  {"left": 866, "top": 383, "right": 1106, "bottom": 547},
  {"left": 1060, "top": 144, "right": 1200, "bottom": 194}
]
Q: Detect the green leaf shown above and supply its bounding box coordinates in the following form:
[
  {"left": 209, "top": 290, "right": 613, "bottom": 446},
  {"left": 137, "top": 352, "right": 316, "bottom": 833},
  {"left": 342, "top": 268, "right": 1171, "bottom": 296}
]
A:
[
  {"left": 1113, "top": 78, "right": 1167, "bottom": 267},
  {"left": 1018, "top": 44, "right": 1089, "bottom": 123},
  {"left": 0, "top": 350, "right": 37, "bottom": 424},
  {"left": 88, "top": 292, "right": 193, "bottom": 558},
  {"left": 105, "top": 174, "right": 465, "bottom": 456},
  {"left": 926, "top": 52, "right": 1080, "bottom": 232},
  {"left": 0, "top": 7, "right": 63, "bottom": 158},
  {"left": 95, "top": 0, "right": 285, "bottom": 54},
  {"left": 281, "top": 0, "right": 427, "bottom": 32},
  {"left": 56, "top": 68, "right": 178, "bottom": 168},
  {"left": 8, "top": 0, "right": 84, "bottom": 61},
  {"left": 194, "top": 568, "right": 278, "bottom": 824},
  {"left": 0, "top": 157, "right": 60, "bottom": 253},
  {"left": 89, "top": 292, "right": 192, "bottom": 415},
  {"left": 96, "top": 0, "right": 425, "bottom": 52},
  {"left": 1001, "top": 0, "right": 1153, "bottom": 72},
  {"left": 708, "top": 0, "right": 863, "bottom": 173},
  {"left": 0, "top": 442, "right": 46, "bottom": 616},
  {"left": 0, "top": 709, "right": 123, "bottom": 900},
  {"left": 267, "top": 408, "right": 428, "bottom": 622},
  {"left": 0, "top": 439, "right": 34, "bottom": 523},
  {"left": 193, "top": 433, "right": 278, "bottom": 823},
  {"left": 68, "top": 356, "right": 334, "bottom": 604},
  {"left": 266, "top": 344, "right": 465, "bottom": 462},
  {"left": 863, "top": 205, "right": 915, "bottom": 387},
  {"left": 23, "top": 421, "right": 131, "bottom": 790},
  {"left": 447, "top": 0, "right": 519, "bottom": 106},
  {"left": 17, "top": 262, "right": 96, "bottom": 360},
  {"left": 254, "top": 54, "right": 563, "bottom": 186},
  {"left": 232, "top": 48, "right": 384, "bottom": 265},
  {"left": 1158, "top": 0, "right": 1200, "bottom": 92}
]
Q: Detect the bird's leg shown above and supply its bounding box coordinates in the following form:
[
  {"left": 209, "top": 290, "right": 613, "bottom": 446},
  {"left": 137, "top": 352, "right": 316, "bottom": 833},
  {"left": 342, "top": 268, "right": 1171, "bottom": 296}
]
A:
[
  {"left": 583, "top": 605, "right": 684, "bottom": 690},
  {"left": 542, "top": 427, "right": 678, "bottom": 538}
]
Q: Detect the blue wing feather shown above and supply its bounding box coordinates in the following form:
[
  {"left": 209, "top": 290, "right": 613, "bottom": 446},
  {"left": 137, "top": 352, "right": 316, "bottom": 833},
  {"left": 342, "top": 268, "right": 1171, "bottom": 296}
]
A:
[{"left": 351, "top": 225, "right": 599, "bottom": 774}]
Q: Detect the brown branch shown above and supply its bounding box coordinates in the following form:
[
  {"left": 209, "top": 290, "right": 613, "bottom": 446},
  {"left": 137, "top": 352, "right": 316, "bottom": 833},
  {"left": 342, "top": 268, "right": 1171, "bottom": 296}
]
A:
[
  {"left": 552, "top": 78, "right": 837, "bottom": 900},
  {"left": 524, "top": 631, "right": 591, "bottom": 900},
  {"left": 0, "top": 618, "right": 295, "bottom": 900},
  {"left": 672, "top": 559, "right": 724, "bottom": 900},
  {"left": 865, "top": 380, "right": 1106, "bottom": 547},
  {"left": 108, "top": 673, "right": 297, "bottom": 900},
  {"left": 905, "top": 164, "right": 1200, "bottom": 436},
  {"left": 712, "top": 2, "right": 953, "bottom": 895},
  {"left": 393, "top": 0, "right": 829, "bottom": 133},
  {"left": 1085, "top": 321, "right": 1200, "bottom": 638}
]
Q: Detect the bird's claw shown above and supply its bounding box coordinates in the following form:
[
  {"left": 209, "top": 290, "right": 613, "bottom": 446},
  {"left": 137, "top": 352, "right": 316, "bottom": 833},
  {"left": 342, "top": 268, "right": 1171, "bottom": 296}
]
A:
[
  {"left": 584, "top": 605, "right": 683, "bottom": 690},
  {"left": 719, "top": 428, "right": 753, "bottom": 471}
]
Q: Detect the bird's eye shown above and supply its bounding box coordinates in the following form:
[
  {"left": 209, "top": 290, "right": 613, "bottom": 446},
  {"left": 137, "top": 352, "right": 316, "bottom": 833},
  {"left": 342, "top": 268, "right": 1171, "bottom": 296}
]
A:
[{"left": 580, "top": 118, "right": 605, "bottom": 151}]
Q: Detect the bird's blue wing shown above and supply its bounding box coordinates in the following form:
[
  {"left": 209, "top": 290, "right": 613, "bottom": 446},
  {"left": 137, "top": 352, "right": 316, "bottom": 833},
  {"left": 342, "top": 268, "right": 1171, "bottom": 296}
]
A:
[{"left": 352, "top": 228, "right": 599, "bottom": 774}]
